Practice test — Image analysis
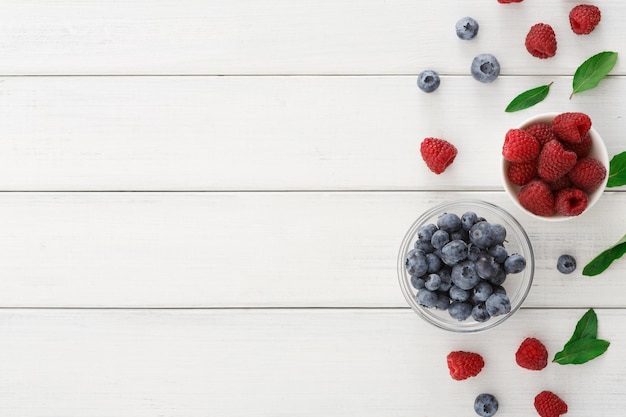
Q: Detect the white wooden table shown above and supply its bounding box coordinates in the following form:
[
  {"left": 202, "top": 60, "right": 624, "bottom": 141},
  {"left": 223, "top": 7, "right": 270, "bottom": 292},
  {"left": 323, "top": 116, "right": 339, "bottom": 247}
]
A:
[{"left": 1, "top": 1, "right": 625, "bottom": 415}]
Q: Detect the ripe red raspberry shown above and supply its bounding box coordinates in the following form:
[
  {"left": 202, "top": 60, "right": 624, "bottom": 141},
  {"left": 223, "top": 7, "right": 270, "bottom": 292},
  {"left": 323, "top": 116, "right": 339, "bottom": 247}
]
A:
[
  {"left": 515, "top": 337, "right": 548, "bottom": 370},
  {"left": 446, "top": 351, "right": 484, "bottom": 380},
  {"left": 548, "top": 176, "right": 572, "bottom": 192},
  {"left": 518, "top": 179, "right": 554, "bottom": 217},
  {"left": 537, "top": 139, "right": 578, "bottom": 182},
  {"left": 564, "top": 132, "right": 592, "bottom": 158},
  {"left": 568, "top": 157, "right": 607, "bottom": 192},
  {"left": 420, "top": 137, "right": 458, "bottom": 174},
  {"left": 552, "top": 112, "right": 592, "bottom": 144},
  {"left": 569, "top": 4, "right": 601, "bottom": 35},
  {"left": 502, "top": 129, "right": 540, "bottom": 162},
  {"left": 534, "top": 391, "right": 568, "bottom": 417},
  {"left": 525, "top": 23, "right": 557, "bottom": 59},
  {"left": 507, "top": 160, "right": 537, "bottom": 186},
  {"left": 555, "top": 188, "right": 588, "bottom": 216},
  {"left": 525, "top": 123, "right": 557, "bottom": 147}
]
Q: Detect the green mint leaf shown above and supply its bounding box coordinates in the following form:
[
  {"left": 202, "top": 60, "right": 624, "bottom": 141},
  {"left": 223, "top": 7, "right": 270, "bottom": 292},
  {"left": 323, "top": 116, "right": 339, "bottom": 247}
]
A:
[
  {"left": 505, "top": 82, "right": 553, "bottom": 112},
  {"left": 553, "top": 338, "right": 610, "bottom": 365},
  {"left": 565, "top": 308, "right": 597, "bottom": 347},
  {"left": 583, "top": 233, "right": 626, "bottom": 276},
  {"left": 607, "top": 151, "right": 626, "bottom": 187},
  {"left": 570, "top": 51, "right": 618, "bottom": 99}
]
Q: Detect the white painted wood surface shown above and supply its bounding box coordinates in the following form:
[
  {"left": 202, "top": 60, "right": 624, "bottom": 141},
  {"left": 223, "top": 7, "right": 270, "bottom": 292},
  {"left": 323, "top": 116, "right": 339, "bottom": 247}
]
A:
[{"left": 0, "top": 0, "right": 625, "bottom": 415}]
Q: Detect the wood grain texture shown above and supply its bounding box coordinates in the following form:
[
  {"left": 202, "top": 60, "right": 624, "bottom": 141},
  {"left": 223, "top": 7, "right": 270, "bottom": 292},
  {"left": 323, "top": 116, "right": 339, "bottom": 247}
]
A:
[
  {"left": 0, "top": 191, "right": 624, "bottom": 308},
  {"left": 0, "top": 75, "right": 624, "bottom": 191},
  {"left": 0, "top": 308, "right": 622, "bottom": 416},
  {"left": 0, "top": 0, "right": 624, "bottom": 75}
]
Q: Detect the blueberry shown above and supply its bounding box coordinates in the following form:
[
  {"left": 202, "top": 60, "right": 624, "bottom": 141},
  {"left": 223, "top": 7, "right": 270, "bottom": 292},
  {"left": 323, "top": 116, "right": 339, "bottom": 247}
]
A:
[
  {"left": 485, "top": 293, "right": 511, "bottom": 317},
  {"left": 425, "top": 253, "right": 442, "bottom": 273},
  {"left": 416, "top": 289, "right": 439, "bottom": 308},
  {"left": 437, "top": 212, "right": 462, "bottom": 232},
  {"left": 417, "top": 223, "right": 438, "bottom": 241},
  {"left": 475, "top": 255, "right": 500, "bottom": 279},
  {"left": 471, "top": 303, "right": 491, "bottom": 322},
  {"left": 417, "top": 70, "right": 440, "bottom": 93},
  {"left": 557, "top": 254, "right": 576, "bottom": 274},
  {"left": 438, "top": 267, "right": 453, "bottom": 292},
  {"left": 414, "top": 238, "right": 434, "bottom": 254},
  {"left": 504, "top": 253, "right": 526, "bottom": 274},
  {"left": 467, "top": 243, "right": 482, "bottom": 262},
  {"left": 487, "top": 268, "right": 507, "bottom": 286},
  {"left": 425, "top": 273, "right": 442, "bottom": 291},
  {"left": 451, "top": 260, "right": 480, "bottom": 290},
  {"left": 472, "top": 281, "right": 493, "bottom": 303},
  {"left": 435, "top": 292, "right": 451, "bottom": 310},
  {"left": 471, "top": 53, "right": 500, "bottom": 83},
  {"left": 474, "top": 393, "right": 499, "bottom": 417},
  {"left": 488, "top": 245, "right": 508, "bottom": 264},
  {"left": 450, "top": 229, "right": 470, "bottom": 242},
  {"left": 406, "top": 249, "right": 428, "bottom": 277},
  {"left": 490, "top": 224, "right": 506, "bottom": 245},
  {"left": 470, "top": 221, "right": 494, "bottom": 248},
  {"left": 410, "top": 276, "right": 426, "bottom": 290},
  {"left": 449, "top": 285, "right": 470, "bottom": 302},
  {"left": 493, "top": 285, "right": 507, "bottom": 295},
  {"left": 456, "top": 17, "right": 479, "bottom": 40},
  {"left": 461, "top": 211, "right": 479, "bottom": 231},
  {"left": 441, "top": 240, "right": 468, "bottom": 266},
  {"left": 431, "top": 230, "right": 450, "bottom": 250},
  {"left": 448, "top": 301, "right": 473, "bottom": 321}
]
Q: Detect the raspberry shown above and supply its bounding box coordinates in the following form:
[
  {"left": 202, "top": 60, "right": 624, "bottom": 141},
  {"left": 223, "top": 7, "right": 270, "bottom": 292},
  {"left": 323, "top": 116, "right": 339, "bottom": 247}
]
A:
[
  {"left": 568, "top": 157, "right": 607, "bottom": 192},
  {"left": 548, "top": 176, "right": 572, "bottom": 192},
  {"left": 525, "top": 23, "right": 557, "bottom": 59},
  {"left": 569, "top": 4, "right": 601, "bottom": 35},
  {"left": 518, "top": 179, "right": 554, "bottom": 217},
  {"left": 555, "top": 188, "right": 588, "bottom": 216},
  {"left": 534, "top": 391, "right": 568, "bottom": 417},
  {"left": 507, "top": 160, "right": 537, "bottom": 186},
  {"left": 525, "top": 123, "right": 557, "bottom": 147},
  {"left": 420, "top": 137, "right": 458, "bottom": 174},
  {"left": 502, "top": 129, "right": 540, "bottom": 162},
  {"left": 552, "top": 112, "right": 592, "bottom": 144},
  {"left": 515, "top": 337, "right": 548, "bottom": 370},
  {"left": 446, "top": 351, "right": 484, "bottom": 380},
  {"left": 537, "top": 140, "right": 578, "bottom": 182},
  {"left": 564, "top": 132, "right": 592, "bottom": 158}
]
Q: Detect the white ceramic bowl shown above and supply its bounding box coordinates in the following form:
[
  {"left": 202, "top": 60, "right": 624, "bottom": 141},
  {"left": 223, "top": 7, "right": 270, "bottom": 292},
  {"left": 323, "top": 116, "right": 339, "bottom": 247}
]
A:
[{"left": 501, "top": 112, "right": 609, "bottom": 221}]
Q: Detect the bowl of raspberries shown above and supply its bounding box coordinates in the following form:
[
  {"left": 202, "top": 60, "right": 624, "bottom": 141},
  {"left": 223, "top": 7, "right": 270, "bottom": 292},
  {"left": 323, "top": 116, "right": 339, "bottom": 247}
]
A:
[
  {"left": 398, "top": 199, "right": 534, "bottom": 332},
  {"left": 502, "top": 112, "right": 609, "bottom": 220}
]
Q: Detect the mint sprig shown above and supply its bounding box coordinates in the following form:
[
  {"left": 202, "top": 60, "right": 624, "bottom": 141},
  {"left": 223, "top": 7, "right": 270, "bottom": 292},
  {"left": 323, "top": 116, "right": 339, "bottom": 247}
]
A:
[
  {"left": 583, "top": 233, "right": 626, "bottom": 276},
  {"left": 505, "top": 82, "right": 553, "bottom": 113},
  {"left": 570, "top": 51, "right": 618, "bottom": 99},
  {"left": 608, "top": 151, "right": 626, "bottom": 187},
  {"left": 553, "top": 308, "right": 610, "bottom": 365}
]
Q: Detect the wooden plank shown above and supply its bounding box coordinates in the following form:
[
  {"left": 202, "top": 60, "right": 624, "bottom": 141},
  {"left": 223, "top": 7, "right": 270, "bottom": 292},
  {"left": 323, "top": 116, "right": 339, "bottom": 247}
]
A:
[
  {"left": 0, "top": 308, "right": 622, "bottom": 416},
  {"left": 0, "top": 75, "right": 624, "bottom": 191},
  {"left": 0, "top": 0, "right": 624, "bottom": 75},
  {"left": 0, "top": 191, "right": 624, "bottom": 308}
]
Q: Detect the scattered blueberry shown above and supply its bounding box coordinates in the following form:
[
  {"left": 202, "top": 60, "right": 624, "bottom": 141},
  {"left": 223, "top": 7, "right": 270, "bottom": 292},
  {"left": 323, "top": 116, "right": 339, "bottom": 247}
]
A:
[
  {"left": 488, "top": 245, "right": 508, "bottom": 264},
  {"left": 417, "top": 70, "right": 441, "bottom": 93},
  {"left": 441, "top": 240, "right": 468, "bottom": 266},
  {"left": 414, "top": 238, "right": 434, "bottom": 253},
  {"left": 471, "top": 53, "right": 500, "bottom": 83},
  {"left": 425, "top": 253, "right": 442, "bottom": 273},
  {"left": 471, "top": 281, "right": 493, "bottom": 303},
  {"left": 406, "top": 249, "right": 429, "bottom": 277},
  {"left": 487, "top": 268, "right": 507, "bottom": 286},
  {"left": 461, "top": 211, "right": 479, "bottom": 231},
  {"left": 417, "top": 223, "right": 438, "bottom": 241},
  {"left": 467, "top": 243, "right": 482, "bottom": 262},
  {"left": 475, "top": 255, "right": 500, "bottom": 279},
  {"left": 456, "top": 17, "right": 479, "bottom": 40},
  {"left": 435, "top": 292, "right": 451, "bottom": 310},
  {"left": 557, "top": 254, "right": 576, "bottom": 274},
  {"left": 437, "top": 212, "right": 462, "bottom": 232},
  {"left": 504, "top": 253, "right": 526, "bottom": 274},
  {"left": 493, "top": 285, "right": 507, "bottom": 295},
  {"left": 410, "top": 276, "right": 426, "bottom": 290},
  {"left": 470, "top": 221, "right": 494, "bottom": 248},
  {"left": 416, "top": 289, "right": 439, "bottom": 308},
  {"left": 471, "top": 303, "right": 491, "bottom": 322},
  {"left": 451, "top": 260, "right": 480, "bottom": 290},
  {"left": 485, "top": 292, "right": 511, "bottom": 317},
  {"left": 490, "top": 224, "right": 506, "bottom": 245},
  {"left": 431, "top": 230, "right": 450, "bottom": 249},
  {"left": 448, "top": 301, "right": 473, "bottom": 321},
  {"left": 425, "top": 273, "right": 442, "bottom": 291},
  {"left": 474, "top": 393, "right": 499, "bottom": 417},
  {"left": 449, "top": 285, "right": 470, "bottom": 302}
]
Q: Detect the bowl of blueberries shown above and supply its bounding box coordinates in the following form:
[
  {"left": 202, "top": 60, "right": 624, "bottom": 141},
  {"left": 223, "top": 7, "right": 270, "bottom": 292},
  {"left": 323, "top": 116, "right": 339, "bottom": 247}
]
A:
[{"left": 397, "top": 199, "right": 534, "bottom": 332}]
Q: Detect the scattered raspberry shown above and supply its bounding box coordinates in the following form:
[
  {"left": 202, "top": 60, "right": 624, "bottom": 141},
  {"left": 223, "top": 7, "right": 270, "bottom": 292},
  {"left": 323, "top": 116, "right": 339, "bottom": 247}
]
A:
[
  {"left": 552, "top": 112, "right": 592, "bottom": 144},
  {"left": 548, "top": 176, "right": 572, "bottom": 192},
  {"left": 534, "top": 391, "right": 568, "bottom": 417},
  {"left": 564, "top": 132, "right": 592, "bottom": 158},
  {"left": 568, "top": 157, "right": 607, "bottom": 192},
  {"left": 525, "top": 123, "right": 558, "bottom": 147},
  {"left": 446, "top": 351, "right": 485, "bottom": 381},
  {"left": 537, "top": 140, "right": 578, "bottom": 182},
  {"left": 420, "top": 138, "right": 458, "bottom": 174},
  {"left": 498, "top": 0, "right": 523, "bottom": 2},
  {"left": 507, "top": 160, "right": 537, "bottom": 186},
  {"left": 569, "top": 4, "right": 601, "bottom": 35},
  {"left": 525, "top": 23, "right": 557, "bottom": 59},
  {"left": 515, "top": 337, "right": 548, "bottom": 370},
  {"left": 555, "top": 188, "right": 588, "bottom": 216},
  {"left": 502, "top": 129, "right": 540, "bottom": 162},
  {"left": 518, "top": 179, "right": 554, "bottom": 217}
]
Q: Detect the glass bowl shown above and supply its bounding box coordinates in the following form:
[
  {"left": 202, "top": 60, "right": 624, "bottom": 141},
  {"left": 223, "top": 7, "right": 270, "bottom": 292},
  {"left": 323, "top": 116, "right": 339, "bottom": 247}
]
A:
[
  {"left": 397, "top": 199, "right": 534, "bottom": 332},
  {"left": 501, "top": 112, "right": 609, "bottom": 221}
]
